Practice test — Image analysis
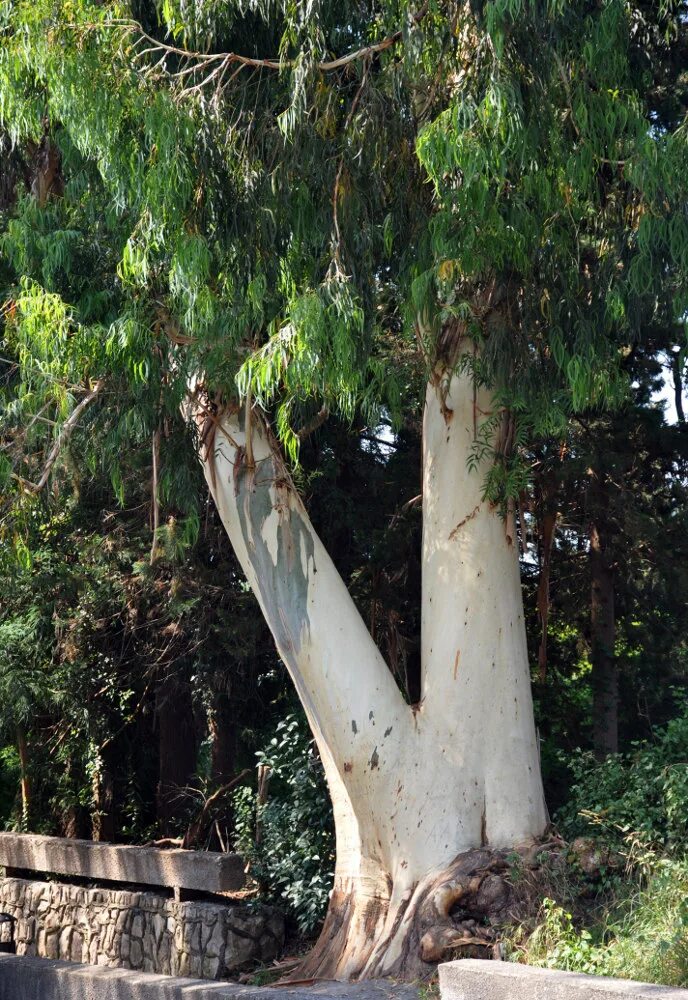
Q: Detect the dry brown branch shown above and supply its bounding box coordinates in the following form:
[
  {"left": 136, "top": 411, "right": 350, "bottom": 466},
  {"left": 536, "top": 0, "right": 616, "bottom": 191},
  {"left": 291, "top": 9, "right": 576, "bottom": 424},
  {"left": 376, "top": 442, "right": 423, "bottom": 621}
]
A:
[
  {"left": 182, "top": 767, "right": 252, "bottom": 850},
  {"left": 297, "top": 405, "right": 329, "bottom": 441}
]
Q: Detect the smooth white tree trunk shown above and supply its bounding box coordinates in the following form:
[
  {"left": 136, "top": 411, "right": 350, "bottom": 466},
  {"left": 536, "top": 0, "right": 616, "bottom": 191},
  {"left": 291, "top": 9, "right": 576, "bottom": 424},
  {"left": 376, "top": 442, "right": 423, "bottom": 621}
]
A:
[{"left": 186, "top": 366, "right": 547, "bottom": 979}]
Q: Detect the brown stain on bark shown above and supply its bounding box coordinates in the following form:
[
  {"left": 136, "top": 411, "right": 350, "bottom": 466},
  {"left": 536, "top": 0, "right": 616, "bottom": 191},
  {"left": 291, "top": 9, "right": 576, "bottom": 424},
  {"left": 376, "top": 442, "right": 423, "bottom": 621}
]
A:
[
  {"left": 453, "top": 649, "right": 461, "bottom": 680},
  {"left": 364, "top": 897, "right": 385, "bottom": 936},
  {"left": 448, "top": 505, "right": 480, "bottom": 541}
]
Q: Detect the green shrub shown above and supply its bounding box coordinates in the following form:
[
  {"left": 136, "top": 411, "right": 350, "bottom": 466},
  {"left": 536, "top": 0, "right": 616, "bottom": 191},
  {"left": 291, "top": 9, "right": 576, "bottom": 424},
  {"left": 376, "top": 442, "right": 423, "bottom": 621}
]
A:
[
  {"left": 522, "top": 897, "right": 606, "bottom": 975},
  {"left": 602, "top": 859, "right": 688, "bottom": 987},
  {"left": 233, "top": 714, "right": 335, "bottom": 936},
  {"left": 556, "top": 708, "right": 688, "bottom": 853},
  {"left": 0, "top": 746, "right": 19, "bottom": 828}
]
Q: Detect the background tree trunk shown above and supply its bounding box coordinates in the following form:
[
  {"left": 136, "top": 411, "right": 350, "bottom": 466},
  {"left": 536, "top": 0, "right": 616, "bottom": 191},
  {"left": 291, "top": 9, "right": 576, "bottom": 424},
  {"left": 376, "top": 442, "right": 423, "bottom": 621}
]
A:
[
  {"left": 155, "top": 672, "right": 198, "bottom": 834},
  {"left": 590, "top": 519, "right": 618, "bottom": 755},
  {"left": 209, "top": 691, "right": 237, "bottom": 788},
  {"left": 91, "top": 741, "right": 118, "bottom": 842}
]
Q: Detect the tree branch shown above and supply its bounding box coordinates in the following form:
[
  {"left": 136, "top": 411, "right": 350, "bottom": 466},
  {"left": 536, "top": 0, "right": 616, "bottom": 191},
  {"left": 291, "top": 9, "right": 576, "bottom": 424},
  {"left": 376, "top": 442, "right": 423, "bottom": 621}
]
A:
[
  {"left": 185, "top": 392, "right": 408, "bottom": 766},
  {"left": 25, "top": 383, "right": 103, "bottom": 493},
  {"left": 83, "top": 6, "right": 428, "bottom": 94},
  {"left": 297, "top": 405, "right": 329, "bottom": 441}
]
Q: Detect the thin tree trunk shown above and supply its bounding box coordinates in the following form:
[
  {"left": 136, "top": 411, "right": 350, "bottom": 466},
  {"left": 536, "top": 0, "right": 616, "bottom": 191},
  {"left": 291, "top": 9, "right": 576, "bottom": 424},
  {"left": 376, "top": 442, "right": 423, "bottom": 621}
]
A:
[
  {"left": 209, "top": 691, "right": 237, "bottom": 788},
  {"left": 185, "top": 366, "right": 547, "bottom": 978},
  {"left": 91, "top": 741, "right": 117, "bottom": 842},
  {"left": 672, "top": 350, "right": 685, "bottom": 424},
  {"left": 255, "top": 763, "right": 271, "bottom": 846},
  {"left": 150, "top": 428, "right": 161, "bottom": 564},
  {"left": 61, "top": 757, "right": 89, "bottom": 839},
  {"left": 16, "top": 725, "right": 30, "bottom": 827},
  {"left": 537, "top": 508, "right": 558, "bottom": 682},
  {"left": 590, "top": 520, "right": 618, "bottom": 755}
]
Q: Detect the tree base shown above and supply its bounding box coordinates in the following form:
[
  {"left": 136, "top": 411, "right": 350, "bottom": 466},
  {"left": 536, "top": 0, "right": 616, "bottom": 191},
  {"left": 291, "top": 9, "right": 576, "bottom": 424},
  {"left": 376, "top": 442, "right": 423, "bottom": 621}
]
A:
[{"left": 294, "top": 840, "right": 562, "bottom": 982}]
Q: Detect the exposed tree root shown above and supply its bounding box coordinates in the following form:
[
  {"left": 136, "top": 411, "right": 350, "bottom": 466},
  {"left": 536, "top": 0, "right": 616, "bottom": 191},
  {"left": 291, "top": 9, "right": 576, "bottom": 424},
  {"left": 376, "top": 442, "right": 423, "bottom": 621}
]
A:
[{"left": 293, "top": 840, "right": 564, "bottom": 982}]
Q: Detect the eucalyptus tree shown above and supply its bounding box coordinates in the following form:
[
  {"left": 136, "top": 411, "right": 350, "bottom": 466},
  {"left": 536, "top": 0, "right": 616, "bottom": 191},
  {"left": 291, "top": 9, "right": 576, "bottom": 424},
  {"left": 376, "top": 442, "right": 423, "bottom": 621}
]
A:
[{"left": 1, "top": 0, "right": 687, "bottom": 978}]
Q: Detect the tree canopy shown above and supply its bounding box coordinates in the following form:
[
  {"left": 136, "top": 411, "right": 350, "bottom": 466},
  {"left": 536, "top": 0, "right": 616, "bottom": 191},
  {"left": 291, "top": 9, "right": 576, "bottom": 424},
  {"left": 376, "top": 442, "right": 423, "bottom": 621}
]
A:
[{"left": 1, "top": 0, "right": 687, "bottom": 523}]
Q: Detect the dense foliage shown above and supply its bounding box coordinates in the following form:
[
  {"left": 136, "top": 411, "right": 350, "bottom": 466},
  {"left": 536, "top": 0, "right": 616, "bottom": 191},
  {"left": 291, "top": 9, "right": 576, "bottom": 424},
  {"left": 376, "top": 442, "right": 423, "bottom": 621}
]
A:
[
  {"left": 234, "top": 714, "right": 335, "bottom": 935},
  {"left": 557, "top": 708, "right": 688, "bottom": 854}
]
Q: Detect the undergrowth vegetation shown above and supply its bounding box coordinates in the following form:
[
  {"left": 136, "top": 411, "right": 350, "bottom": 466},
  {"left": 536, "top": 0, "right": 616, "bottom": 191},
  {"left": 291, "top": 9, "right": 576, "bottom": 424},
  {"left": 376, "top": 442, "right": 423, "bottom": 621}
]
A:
[
  {"left": 505, "top": 706, "right": 688, "bottom": 987},
  {"left": 557, "top": 706, "right": 688, "bottom": 854},
  {"left": 514, "top": 857, "right": 688, "bottom": 987}
]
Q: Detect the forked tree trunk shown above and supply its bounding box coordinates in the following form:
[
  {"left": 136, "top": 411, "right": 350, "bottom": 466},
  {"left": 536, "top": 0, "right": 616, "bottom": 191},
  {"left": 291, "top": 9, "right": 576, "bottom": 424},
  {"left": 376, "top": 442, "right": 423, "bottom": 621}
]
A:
[{"left": 187, "top": 368, "right": 547, "bottom": 979}]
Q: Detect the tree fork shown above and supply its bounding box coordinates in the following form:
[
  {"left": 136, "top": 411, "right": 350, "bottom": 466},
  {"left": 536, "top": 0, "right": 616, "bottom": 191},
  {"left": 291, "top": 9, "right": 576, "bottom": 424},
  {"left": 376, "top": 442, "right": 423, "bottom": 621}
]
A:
[{"left": 185, "top": 366, "right": 547, "bottom": 978}]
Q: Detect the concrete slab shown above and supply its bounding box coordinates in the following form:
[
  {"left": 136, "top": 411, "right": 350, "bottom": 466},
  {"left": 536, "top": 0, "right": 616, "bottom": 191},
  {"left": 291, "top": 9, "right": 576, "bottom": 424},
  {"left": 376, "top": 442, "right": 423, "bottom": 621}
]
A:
[
  {"left": 0, "top": 954, "right": 420, "bottom": 1000},
  {"left": 439, "top": 959, "right": 688, "bottom": 1000},
  {"left": 0, "top": 954, "right": 236, "bottom": 1000},
  {"left": 0, "top": 833, "right": 244, "bottom": 893}
]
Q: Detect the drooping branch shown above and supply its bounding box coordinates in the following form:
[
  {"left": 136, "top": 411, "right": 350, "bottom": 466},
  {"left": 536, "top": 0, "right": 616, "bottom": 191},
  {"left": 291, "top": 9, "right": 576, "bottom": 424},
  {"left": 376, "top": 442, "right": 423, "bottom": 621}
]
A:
[
  {"left": 332, "top": 59, "right": 369, "bottom": 273},
  {"left": 82, "top": 6, "right": 428, "bottom": 97}
]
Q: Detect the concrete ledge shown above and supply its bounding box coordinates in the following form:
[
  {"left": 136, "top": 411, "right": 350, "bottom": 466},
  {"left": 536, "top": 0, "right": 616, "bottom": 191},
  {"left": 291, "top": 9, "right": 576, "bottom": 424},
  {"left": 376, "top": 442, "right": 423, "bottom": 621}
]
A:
[
  {"left": 439, "top": 959, "right": 688, "bottom": 1000},
  {"left": 0, "top": 954, "right": 419, "bottom": 1000},
  {"left": 0, "top": 833, "right": 244, "bottom": 893},
  {"left": 0, "top": 954, "right": 235, "bottom": 1000}
]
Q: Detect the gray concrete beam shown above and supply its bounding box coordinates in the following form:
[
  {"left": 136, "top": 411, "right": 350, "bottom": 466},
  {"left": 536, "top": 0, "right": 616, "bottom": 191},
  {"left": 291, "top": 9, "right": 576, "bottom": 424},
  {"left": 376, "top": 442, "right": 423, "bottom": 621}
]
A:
[
  {"left": 439, "top": 959, "right": 688, "bottom": 1000},
  {"left": 0, "top": 833, "right": 244, "bottom": 893}
]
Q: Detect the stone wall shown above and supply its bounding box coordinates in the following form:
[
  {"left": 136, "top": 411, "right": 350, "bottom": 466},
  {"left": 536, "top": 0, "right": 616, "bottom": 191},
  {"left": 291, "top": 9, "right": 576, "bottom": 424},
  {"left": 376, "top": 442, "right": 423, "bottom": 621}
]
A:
[{"left": 0, "top": 878, "right": 284, "bottom": 981}]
